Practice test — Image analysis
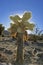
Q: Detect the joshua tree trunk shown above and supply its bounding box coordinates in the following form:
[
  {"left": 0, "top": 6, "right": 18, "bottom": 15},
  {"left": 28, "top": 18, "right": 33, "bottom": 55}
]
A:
[{"left": 15, "top": 33, "right": 24, "bottom": 65}]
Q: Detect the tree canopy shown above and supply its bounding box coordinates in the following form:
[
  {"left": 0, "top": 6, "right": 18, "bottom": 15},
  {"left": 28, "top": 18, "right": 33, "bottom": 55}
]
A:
[{"left": 9, "top": 11, "right": 35, "bottom": 34}]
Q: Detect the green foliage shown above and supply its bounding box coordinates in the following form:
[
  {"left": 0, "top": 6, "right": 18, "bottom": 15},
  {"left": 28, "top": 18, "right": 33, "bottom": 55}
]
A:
[
  {"left": 8, "top": 23, "right": 18, "bottom": 34},
  {"left": 10, "top": 11, "right": 35, "bottom": 33},
  {"left": 10, "top": 15, "right": 21, "bottom": 25},
  {"left": 22, "top": 12, "right": 31, "bottom": 21}
]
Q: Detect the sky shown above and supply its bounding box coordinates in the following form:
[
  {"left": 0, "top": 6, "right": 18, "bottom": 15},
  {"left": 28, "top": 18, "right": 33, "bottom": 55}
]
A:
[{"left": 0, "top": 0, "right": 43, "bottom": 33}]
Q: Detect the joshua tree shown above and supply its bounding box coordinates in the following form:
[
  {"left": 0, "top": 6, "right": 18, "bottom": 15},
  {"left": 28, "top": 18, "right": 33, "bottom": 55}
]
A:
[
  {"left": 0, "top": 24, "right": 5, "bottom": 36},
  {"left": 10, "top": 11, "right": 35, "bottom": 65}
]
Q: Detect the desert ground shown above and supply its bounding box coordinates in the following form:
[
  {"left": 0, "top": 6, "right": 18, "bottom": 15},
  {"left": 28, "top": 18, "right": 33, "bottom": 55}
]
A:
[{"left": 0, "top": 37, "right": 43, "bottom": 65}]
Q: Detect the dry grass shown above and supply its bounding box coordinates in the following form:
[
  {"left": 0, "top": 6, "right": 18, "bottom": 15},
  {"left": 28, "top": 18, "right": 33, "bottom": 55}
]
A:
[{"left": 0, "top": 41, "right": 17, "bottom": 63}]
